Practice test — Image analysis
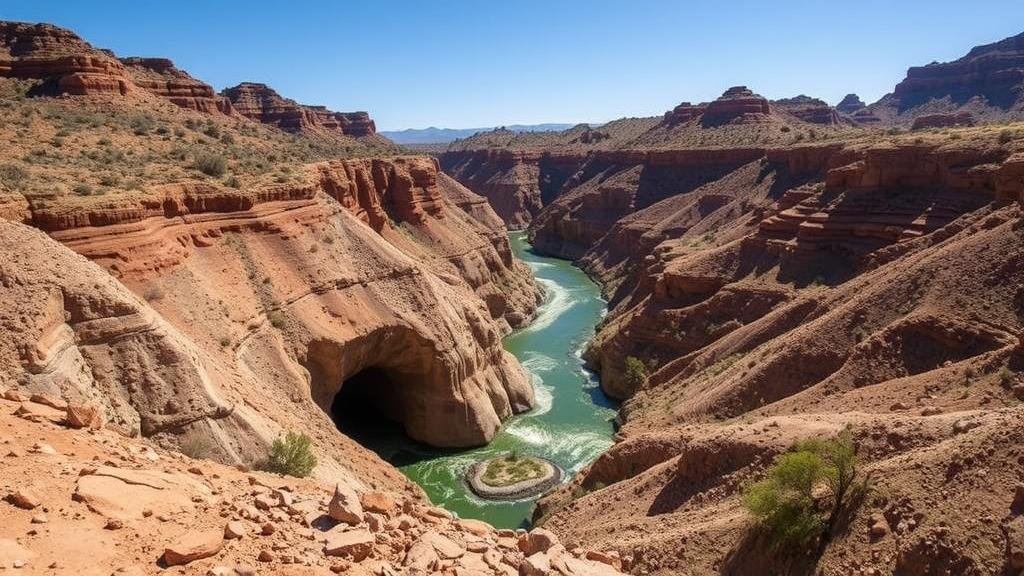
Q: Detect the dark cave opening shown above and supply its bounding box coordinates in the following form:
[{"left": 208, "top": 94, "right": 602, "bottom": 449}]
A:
[
  {"left": 328, "top": 366, "right": 430, "bottom": 465},
  {"left": 330, "top": 366, "right": 401, "bottom": 439}
]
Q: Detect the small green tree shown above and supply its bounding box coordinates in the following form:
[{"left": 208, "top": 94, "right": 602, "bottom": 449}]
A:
[
  {"left": 743, "top": 427, "right": 864, "bottom": 550},
  {"left": 264, "top": 431, "right": 317, "bottom": 477},
  {"left": 624, "top": 356, "right": 648, "bottom": 389}
]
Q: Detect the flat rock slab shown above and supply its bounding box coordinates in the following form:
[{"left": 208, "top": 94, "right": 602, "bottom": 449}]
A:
[
  {"left": 74, "top": 466, "right": 210, "bottom": 520},
  {"left": 323, "top": 527, "right": 374, "bottom": 561},
  {"left": 163, "top": 529, "right": 225, "bottom": 566},
  {"left": 0, "top": 538, "right": 34, "bottom": 569}
]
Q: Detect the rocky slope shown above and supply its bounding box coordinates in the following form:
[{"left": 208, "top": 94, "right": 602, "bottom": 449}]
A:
[
  {"left": 0, "top": 391, "right": 627, "bottom": 575},
  {"left": 522, "top": 126, "right": 1024, "bottom": 575}
]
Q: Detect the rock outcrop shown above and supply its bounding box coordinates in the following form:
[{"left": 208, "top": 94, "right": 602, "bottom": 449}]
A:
[
  {"left": 836, "top": 93, "right": 867, "bottom": 115},
  {"left": 772, "top": 95, "right": 842, "bottom": 124},
  {"left": 521, "top": 129, "right": 1024, "bottom": 575},
  {"left": 869, "top": 30, "right": 1024, "bottom": 122},
  {"left": 700, "top": 86, "right": 771, "bottom": 126},
  {"left": 911, "top": 111, "right": 976, "bottom": 130},
  {"left": 120, "top": 57, "right": 235, "bottom": 115},
  {"left": 438, "top": 150, "right": 585, "bottom": 229},
  {"left": 0, "top": 21, "right": 130, "bottom": 96},
  {"left": 222, "top": 82, "right": 377, "bottom": 136},
  {"left": 662, "top": 101, "right": 708, "bottom": 126}
]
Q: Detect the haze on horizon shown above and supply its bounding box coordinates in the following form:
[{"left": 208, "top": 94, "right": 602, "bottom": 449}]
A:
[{"left": 4, "top": 0, "right": 1024, "bottom": 131}]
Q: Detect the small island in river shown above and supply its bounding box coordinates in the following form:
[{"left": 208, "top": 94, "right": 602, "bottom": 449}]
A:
[{"left": 466, "top": 452, "right": 562, "bottom": 501}]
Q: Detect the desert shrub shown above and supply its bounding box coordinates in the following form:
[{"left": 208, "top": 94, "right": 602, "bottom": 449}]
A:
[
  {"left": 220, "top": 132, "right": 235, "bottom": 145},
  {"left": 194, "top": 153, "right": 227, "bottom": 177},
  {"left": 129, "top": 114, "right": 155, "bottom": 135},
  {"left": 203, "top": 123, "right": 221, "bottom": 139},
  {"left": 143, "top": 286, "right": 165, "bottom": 301},
  {"left": 999, "top": 129, "right": 1015, "bottom": 144},
  {"left": 0, "top": 163, "right": 28, "bottom": 190},
  {"left": 743, "top": 427, "right": 865, "bottom": 550},
  {"left": 1000, "top": 367, "right": 1016, "bottom": 387},
  {"left": 624, "top": 355, "right": 648, "bottom": 389},
  {"left": 268, "top": 311, "right": 286, "bottom": 329},
  {"left": 99, "top": 173, "right": 122, "bottom": 187},
  {"left": 224, "top": 175, "right": 240, "bottom": 188},
  {"left": 262, "top": 431, "right": 317, "bottom": 477},
  {"left": 72, "top": 183, "right": 93, "bottom": 196}
]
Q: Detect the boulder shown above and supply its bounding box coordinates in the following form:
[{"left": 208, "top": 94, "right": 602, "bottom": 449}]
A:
[
  {"left": 458, "top": 518, "right": 494, "bottom": 536},
  {"left": 162, "top": 529, "right": 225, "bottom": 566},
  {"left": 520, "top": 551, "right": 550, "bottom": 576},
  {"left": 65, "top": 402, "right": 103, "bottom": 429},
  {"left": 224, "top": 521, "right": 247, "bottom": 539},
  {"left": 323, "top": 527, "right": 374, "bottom": 561},
  {"left": 328, "top": 482, "right": 364, "bottom": 525},
  {"left": 359, "top": 491, "right": 396, "bottom": 515},
  {"left": 8, "top": 488, "right": 41, "bottom": 509},
  {"left": 404, "top": 538, "right": 440, "bottom": 571},
  {"left": 29, "top": 393, "right": 66, "bottom": 410},
  {"left": 520, "top": 528, "right": 559, "bottom": 556}
]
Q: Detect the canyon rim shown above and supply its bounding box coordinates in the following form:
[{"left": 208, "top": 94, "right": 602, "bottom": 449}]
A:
[{"left": 1, "top": 5, "right": 1024, "bottom": 576}]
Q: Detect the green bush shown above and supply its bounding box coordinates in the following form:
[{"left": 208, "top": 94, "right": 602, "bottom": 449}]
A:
[
  {"left": 263, "top": 431, "right": 317, "bottom": 477},
  {"left": 743, "top": 427, "right": 864, "bottom": 550},
  {"left": 194, "top": 153, "right": 227, "bottom": 177},
  {"left": 624, "top": 355, "right": 648, "bottom": 389}
]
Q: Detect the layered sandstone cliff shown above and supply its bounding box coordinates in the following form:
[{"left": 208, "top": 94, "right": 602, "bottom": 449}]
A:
[
  {"left": 2, "top": 155, "right": 540, "bottom": 482},
  {"left": 0, "top": 21, "right": 130, "bottom": 96},
  {"left": 120, "top": 56, "right": 236, "bottom": 115},
  {"left": 869, "top": 30, "right": 1024, "bottom": 123},
  {"left": 222, "top": 82, "right": 377, "bottom": 137}
]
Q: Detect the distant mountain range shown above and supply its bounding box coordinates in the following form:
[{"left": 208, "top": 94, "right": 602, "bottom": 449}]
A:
[{"left": 380, "top": 123, "right": 578, "bottom": 144}]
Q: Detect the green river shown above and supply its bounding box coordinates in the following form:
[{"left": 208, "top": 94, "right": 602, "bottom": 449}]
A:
[{"left": 345, "top": 231, "right": 617, "bottom": 528}]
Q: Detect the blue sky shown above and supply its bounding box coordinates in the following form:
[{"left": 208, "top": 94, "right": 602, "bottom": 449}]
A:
[{"left": 5, "top": 1, "right": 1024, "bottom": 130}]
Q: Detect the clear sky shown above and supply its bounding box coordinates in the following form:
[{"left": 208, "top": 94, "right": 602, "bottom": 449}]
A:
[{"left": 4, "top": 1, "right": 1024, "bottom": 130}]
